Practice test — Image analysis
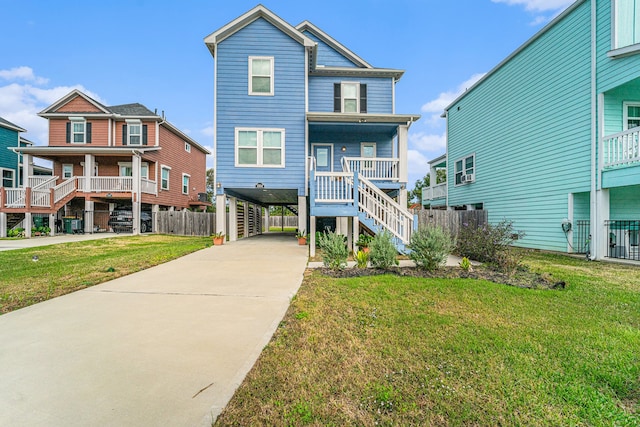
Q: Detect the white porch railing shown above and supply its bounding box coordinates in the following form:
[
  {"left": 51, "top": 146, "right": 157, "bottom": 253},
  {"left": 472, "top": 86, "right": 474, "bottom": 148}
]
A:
[
  {"left": 314, "top": 172, "right": 354, "bottom": 203},
  {"left": 358, "top": 174, "right": 413, "bottom": 244},
  {"left": 78, "top": 176, "right": 133, "bottom": 192},
  {"left": 4, "top": 188, "right": 26, "bottom": 208},
  {"left": 141, "top": 178, "right": 157, "bottom": 195},
  {"left": 342, "top": 157, "right": 399, "bottom": 181},
  {"left": 603, "top": 127, "right": 640, "bottom": 168},
  {"left": 29, "top": 176, "right": 58, "bottom": 189},
  {"left": 422, "top": 183, "right": 447, "bottom": 201},
  {"left": 31, "top": 189, "right": 51, "bottom": 207},
  {"left": 54, "top": 178, "right": 77, "bottom": 204}
]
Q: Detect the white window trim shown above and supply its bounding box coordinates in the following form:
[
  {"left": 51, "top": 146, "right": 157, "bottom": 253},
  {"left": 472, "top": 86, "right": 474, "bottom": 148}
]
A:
[
  {"left": 611, "top": 0, "right": 640, "bottom": 51},
  {"left": 311, "top": 143, "right": 334, "bottom": 172},
  {"left": 182, "top": 173, "right": 190, "bottom": 195},
  {"left": 160, "top": 165, "right": 171, "bottom": 191},
  {"left": 62, "top": 164, "right": 74, "bottom": 179},
  {"left": 1, "top": 167, "right": 15, "bottom": 188},
  {"left": 360, "top": 142, "right": 377, "bottom": 157},
  {"left": 70, "top": 117, "right": 86, "bottom": 144},
  {"left": 454, "top": 153, "right": 475, "bottom": 187},
  {"left": 341, "top": 82, "right": 360, "bottom": 113},
  {"left": 248, "top": 56, "right": 274, "bottom": 96},
  {"left": 185, "top": 142, "right": 191, "bottom": 153},
  {"left": 623, "top": 101, "right": 640, "bottom": 130},
  {"left": 234, "top": 127, "right": 286, "bottom": 168},
  {"left": 117, "top": 161, "right": 149, "bottom": 179},
  {"left": 126, "top": 119, "right": 142, "bottom": 146}
]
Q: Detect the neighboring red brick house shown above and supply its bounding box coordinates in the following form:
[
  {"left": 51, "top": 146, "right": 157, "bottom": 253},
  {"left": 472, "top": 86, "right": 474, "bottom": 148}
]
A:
[{"left": 0, "top": 90, "right": 209, "bottom": 236}]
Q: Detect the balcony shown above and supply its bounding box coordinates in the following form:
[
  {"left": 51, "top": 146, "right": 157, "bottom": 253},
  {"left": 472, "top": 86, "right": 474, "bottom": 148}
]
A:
[
  {"left": 603, "top": 127, "right": 640, "bottom": 168},
  {"left": 77, "top": 176, "right": 157, "bottom": 194},
  {"left": 341, "top": 157, "right": 399, "bottom": 181},
  {"left": 422, "top": 183, "right": 447, "bottom": 207}
]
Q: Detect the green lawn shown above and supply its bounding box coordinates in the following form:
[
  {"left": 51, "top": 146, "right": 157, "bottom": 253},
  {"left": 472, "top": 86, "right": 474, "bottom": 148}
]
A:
[
  {"left": 0, "top": 235, "right": 210, "bottom": 314},
  {"left": 216, "top": 252, "right": 640, "bottom": 426}
]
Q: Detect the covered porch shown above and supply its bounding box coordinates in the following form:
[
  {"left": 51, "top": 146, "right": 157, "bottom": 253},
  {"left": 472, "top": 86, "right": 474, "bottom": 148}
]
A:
[{"left": 421, "top": 154, "right": 447, "bottom": 209}]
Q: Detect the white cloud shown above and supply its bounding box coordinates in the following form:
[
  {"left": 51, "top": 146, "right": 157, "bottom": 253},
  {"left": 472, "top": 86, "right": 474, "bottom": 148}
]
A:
[
  {"left": 490, "top": 0, "right": 574, "bottom": 12},
  {"left": 0, "top": 67, "right": 104, "bottom": 146},
  {"left": 421, "top": 73, "right": 486, "bottom": 114},
  {"left": 407, "top": 149, "right": 430, "bottom": 185},
  {"left": 409, "top": 131, "right": 446, "bottom": 153},
  {"left": 201, "top": 125, "right": 214, "bottom": 137}
]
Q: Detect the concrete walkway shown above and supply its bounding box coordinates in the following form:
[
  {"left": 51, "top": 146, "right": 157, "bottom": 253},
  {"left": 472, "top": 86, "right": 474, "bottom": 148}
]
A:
[
  {"left": 0, "top": 233, "right": 308, "bottom": 426},
  {"left": 0, "top": 232, "right": 124, "bottom": 251}
]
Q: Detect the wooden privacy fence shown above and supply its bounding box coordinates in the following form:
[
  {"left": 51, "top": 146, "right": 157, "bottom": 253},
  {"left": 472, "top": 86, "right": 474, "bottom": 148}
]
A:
[
  {"left": 156, "top": 211, "right": 216, "bottom": 236},
  {"left": 414, "top": 209, "right": 488, "bottom": 239},
  {"left": 269, "top": 215, "right": 298, "bottom": 228}
]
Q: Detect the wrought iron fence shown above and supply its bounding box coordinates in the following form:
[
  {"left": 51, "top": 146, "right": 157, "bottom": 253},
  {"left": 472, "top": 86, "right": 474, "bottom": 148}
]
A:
[
  {"left": 605, "top": 220, "right": 640, "bottom": 261},
  {"left": 573, "top": 220, "right": 590, "bottom": 254}
]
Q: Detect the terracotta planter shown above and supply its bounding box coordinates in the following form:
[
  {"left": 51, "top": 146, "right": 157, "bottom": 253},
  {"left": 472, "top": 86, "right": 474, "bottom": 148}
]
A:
[
  {"left": 213, "top": 237, "right": 224, "bottom": 246},
  {"left": 298, "top": 237, "right": 307, "bottom": 245},
  {"left": 359, "top": 247, "right": 370, "bottom": 253}
]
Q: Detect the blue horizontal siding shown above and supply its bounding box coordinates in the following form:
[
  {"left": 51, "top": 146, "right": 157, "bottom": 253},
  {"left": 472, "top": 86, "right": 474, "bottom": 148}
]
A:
[
  {"left": 446, "top": 1, "right": 592, "bottom": 252},
  {"left": 0, "top": 127, "right": 19, "bottom": 173},
  {"left": 302, "top": 30, "right": 359, "bottom": 68},
  {"left": 309, "top": 76, "right": 393, "bottom": 114},
  {"left": 216, "top": 17, "right": 306, "bottom": 195},
  {"left": 310, "top": 128, "right": 394, "bottom": 172}
]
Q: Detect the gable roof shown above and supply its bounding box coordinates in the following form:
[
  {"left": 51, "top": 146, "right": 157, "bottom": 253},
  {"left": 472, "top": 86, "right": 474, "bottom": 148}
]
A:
[
  {"left": 295, "top": 20, "right": 372, "bottom": 69},
  {"left": 108, "top": 103, "right": 156, "bottom": 117},
  {"left": 0, "top": 116, "right": 26, "bottom": 133},
  {"left": 40, "top": 89, "right": 111, "bottom": 115},
  {"left": 204, "top": 4, "right": 316, "bottom": 57}
]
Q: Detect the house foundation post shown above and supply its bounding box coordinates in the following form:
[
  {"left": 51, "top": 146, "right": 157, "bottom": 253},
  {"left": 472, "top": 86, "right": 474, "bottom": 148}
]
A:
[
  {"left": 131, "top": 154, "right": 142, "bottom": 235},
  {"left": 398, "top": 124, "right": 409, "bottom": 208},
  {"left": 0, "top": 212, "right": 6, "bottom": 237},
  {"left": 264, "top": 206, "right": 270, "bottom": 233},
  {"left": 298, "top": 196, "right": 307, "bottom": 234},
  {"left": 596, "top": 189, "right": 610, "bottom": 260},
  {"left": 24, "top": 212, "right": 32, "bottom": 238},
  {"left": 228, "top": 197, "right": 238, "bottom": 241},
  {"left": 215, "top": 194, "right": 226, "bottom": 237},
  {"left": 152, "top": 204, "right": 160, "bottom": 233},
  {"left": 48, "top": 213, "right": 56, "bottom": 236},
  {"left": 346, "top": 216, "right": 353, "bottom": 253},
  {"left": 353, "top": 215, "right": 360, "bottom": 254},
  {"left": 84, "top": 200, "right": 94, "bottom": 233},
  {"left": 310, "top": 215, "right": 316, "bottom": 257},
  {"left": 22, "top": 153, "right": 32, "bottom": 188}
]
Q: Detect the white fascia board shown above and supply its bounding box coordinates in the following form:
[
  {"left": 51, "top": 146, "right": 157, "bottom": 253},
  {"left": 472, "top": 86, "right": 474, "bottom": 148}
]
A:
[
  {"left": 296, "top": 20, "right": 373, "bottom": 69},
  {"left": 443, "top": 0, "right": 587, "bottom": 113},
  {"left": 310, "top": 66, "right": 404, "bottom": 80},
  {"left": 39, "top": 89, "right": 111, "bottom": 115},
  {"left": 204, "top": 5, "right": 315, "bottom": 57},
  {"left": 160, "top": 121, "right": 211, "bottom": 154},
  {"left": 428, "top": 153, "right": 447, "bottom": 166},
  {"left": 11, "top": 146, "right": 162, "bottom": 156},
  {"left": 0, "top": 121, "right": 26, "bottom": 133},
  {"left": 306, "top": 112, "right": 420, "bottom": 123}
]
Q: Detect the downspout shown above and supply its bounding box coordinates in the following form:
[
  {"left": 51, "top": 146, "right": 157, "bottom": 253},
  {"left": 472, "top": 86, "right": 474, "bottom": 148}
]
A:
[{"left": 589, "top": 0, "right": 597, "bottom": 259}]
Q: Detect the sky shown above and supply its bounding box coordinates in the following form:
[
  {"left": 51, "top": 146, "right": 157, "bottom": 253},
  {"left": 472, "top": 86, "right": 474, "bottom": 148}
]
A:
[{"left": 0, "top": 0, "right": 574, "bottom": 188}]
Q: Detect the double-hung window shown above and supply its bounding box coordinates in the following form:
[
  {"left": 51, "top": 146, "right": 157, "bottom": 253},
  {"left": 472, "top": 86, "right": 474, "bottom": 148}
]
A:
[
  {"left": 454, "top": 154, "right": 475, "bottom": 186},
  {"left": 236, "top": 128, "right": 285, "bottom": 167},
  {"left": 67, "top": 117, "right": 91, "bottom": 144},
  {"left": 342, "top": 83, "right": 359, "bottom": 113},
  {"left": 126, "top": 120, "right": 142, "bottom": 145},
  {"left": 161, "top": 166, "right": 170, "bottom": 190},
  {"left": 62, "top": 164, "right": 74, "bottom": 179},
  {"left": 118, "top": 162, "right": 149, "bottom": 179},
  {"left": 249, "top": 56, "right": 274, "bottom": 95},
  {"left": 614, "top": 0, "right": 640, "bottom": 49},
  {"left": 1, "top": 168, "right": 14, "bottom": 188},
  {"left": 334, "top": 82, "right": 368, "bottom": 113},
  {"left": 182, "top": 174, "right": 190, "bottom": 194},
  {"left": 624, "top": 102, "right": 640, "bottom": 129}
]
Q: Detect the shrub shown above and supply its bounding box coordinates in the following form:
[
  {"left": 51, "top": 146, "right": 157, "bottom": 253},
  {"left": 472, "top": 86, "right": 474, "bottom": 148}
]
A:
[
  {"left": 409, "top": 225, "right": 455, "bottom": 271},
  {"left": 355, "top": 250, "right": 369, "bottom": 268},
  {"left": 317, "top": 231, "right": 348, "bottom": 270},
  {"left": 369, "top": 231, "right": 399, "bottom": 269},
  {"left": 456, "top": 219, "right": 525, "bottom": 272},
  {"left": 459, "top": 256, "right": 472, "bottom": 271}
]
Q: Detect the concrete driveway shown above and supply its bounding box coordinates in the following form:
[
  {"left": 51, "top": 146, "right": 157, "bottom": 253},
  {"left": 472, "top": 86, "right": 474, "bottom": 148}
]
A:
[{"left": 0, "top": 233, "right": 308, "bottom": 426}]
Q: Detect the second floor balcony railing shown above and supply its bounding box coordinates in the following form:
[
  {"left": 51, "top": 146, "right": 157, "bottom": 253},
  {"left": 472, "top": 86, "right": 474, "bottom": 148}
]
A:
[
  {"left": 603, "top": 127, "right": 640, "bottom": 168},
  {"left": 75, "top": 176, "right": 157, "bottom": 194},
  {"left": 341, "top": 157, "right": 399, "bottom": 181},
  {"left": 422, "top": 183, "right": 447, "bottom": 201}
]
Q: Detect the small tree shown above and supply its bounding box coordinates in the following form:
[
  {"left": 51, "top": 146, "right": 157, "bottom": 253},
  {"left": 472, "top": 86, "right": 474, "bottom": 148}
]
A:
[
  {"left": 369, "top": 231, "right": 399, "bottom": 269},
  {"left": 317, "top": 231, "right": 348, "bottom": 270},
  {"left": 409, "top": 226, "right": 455, "bottom": 271}
]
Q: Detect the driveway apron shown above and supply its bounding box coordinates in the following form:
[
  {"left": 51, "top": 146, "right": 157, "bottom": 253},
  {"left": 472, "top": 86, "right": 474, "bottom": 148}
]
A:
[{"left": 0, "top": 233, "right": 308, "bottom": 426}]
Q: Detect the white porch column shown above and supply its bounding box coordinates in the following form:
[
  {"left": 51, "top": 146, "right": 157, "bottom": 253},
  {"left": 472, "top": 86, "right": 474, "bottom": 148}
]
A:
[
  {"left": 0, "top": 212, "right": 6, "bottom": 237},
  {"left": 84, "top": 154, "right": 94, "bottom": 190},
  {"left": 310, "top": 216, "right": 316, "bottom": 257},
  {"left": 131, "top": 154, "right": 142, "bottom": 235},
  {"left": 22, "top": 153, "right": 32, "bottom": 188},
  {"left": 84, "top": 200, "right": 94, "bottom": 233},
  {"left": 353, "top": 215, "right": 360, "bottom": 254},
  {"left": 152, "top": 204, "right": 160, "bottom": 233},
  {"left": 346, "top": 217, "right": 353, "bottom": 253},
  {"left": 596, "top": 189, "right": 610, "bottom": 260},
  {"left": 215, "top": 194, "right": 226, "bottom": 237},
  {"left": 298, "top": 196, "right": 307, "bottom": 234},
  {"left": 228, "top": 197, "right": 238, "bottom": 241},
  {"left": 24, "top": 212, "right": 32, "bottom": 238},
  {"left": 398, "top": 124, "right": 409, "bottom": 206},
  {"left": 264, "top": 206, "right": 270, "bottom": 233},
  {"left": 48, "top": 213, "right": 56, "bottom": 236},
  {"left": 339, "top": 217, "right": 348, "bottom": 237}
]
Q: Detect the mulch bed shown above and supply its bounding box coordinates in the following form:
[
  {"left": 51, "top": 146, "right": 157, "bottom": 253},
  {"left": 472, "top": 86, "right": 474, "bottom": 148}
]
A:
[{"left": 316, "top": 266, "right": 566, "bottom": 290}]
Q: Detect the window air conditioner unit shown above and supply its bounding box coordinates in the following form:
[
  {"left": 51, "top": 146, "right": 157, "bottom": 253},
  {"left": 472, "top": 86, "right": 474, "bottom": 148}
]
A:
[{"left": 461, "top": 173, "right": 475, "bottom": 184}]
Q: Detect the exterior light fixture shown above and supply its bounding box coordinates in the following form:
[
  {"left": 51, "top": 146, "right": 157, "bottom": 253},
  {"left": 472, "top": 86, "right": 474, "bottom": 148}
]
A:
[
  {"left": 341, "top": 146, "right": 347, "bottom": 152},
  {"left": 216, "top": 182, "right": 222, "bottom": 188},
  {"left": 255, "top": 183, "right": 264, "bottom": 188}
]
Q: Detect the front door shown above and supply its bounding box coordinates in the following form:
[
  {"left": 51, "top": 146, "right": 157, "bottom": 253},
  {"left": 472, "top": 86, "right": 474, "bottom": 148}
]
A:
[{"left": 312, "top": 144, "right": 333, "bottom": 172}]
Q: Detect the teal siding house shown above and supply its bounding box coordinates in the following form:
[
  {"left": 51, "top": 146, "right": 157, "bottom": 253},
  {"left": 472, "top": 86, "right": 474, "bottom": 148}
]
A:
[
  {"left": 205, "top": 5, "right": 419, "bottom": 253},
  {"left": 0, "top": 117, "right": 26, "bottom": 188},
  {"left": 425, "top": 0, "right": 640, "bottom": 261}
]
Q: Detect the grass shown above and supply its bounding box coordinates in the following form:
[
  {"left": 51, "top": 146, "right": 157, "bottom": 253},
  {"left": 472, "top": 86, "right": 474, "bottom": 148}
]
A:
[
  {"left": 216, "top": 251, "right": 640, "bottom": 426},
  {"left": 0, "top": 234, "right": 210, "bottom": 314},
  {"left": 269, "top": 227, "right": 297, "bottom": 232}
]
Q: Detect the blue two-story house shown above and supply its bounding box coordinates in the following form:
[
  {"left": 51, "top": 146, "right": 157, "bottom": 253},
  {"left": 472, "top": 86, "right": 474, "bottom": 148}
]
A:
[
  {"left": 205, "top": 5, "right": 419, "bottom": 253},
  {"left": 425, "top": 0, "right": 640, "bottom": 261}
]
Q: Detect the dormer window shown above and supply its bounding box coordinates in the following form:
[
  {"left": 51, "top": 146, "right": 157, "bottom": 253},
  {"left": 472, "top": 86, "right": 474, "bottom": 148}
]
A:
[
  {"left": 334, "top": 83, "right": 367, "bottom": 113},
  {"left": 66, "top": 117, "right": 91, "bottom": 144},
  {"left": 249, "top": 56, "right": 274, "bottom": 96}
]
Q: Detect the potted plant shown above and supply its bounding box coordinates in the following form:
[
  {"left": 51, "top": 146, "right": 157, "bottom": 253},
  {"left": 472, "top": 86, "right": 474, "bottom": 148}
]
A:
[
  {"left": 356, "top": 233, "right": 373, "bottom": 253},
  {"left": 212, "top": 231, "right": 225, "bottom": 245},
  {"left": 296, "top": 230, "right": 307, "bottom": 245}
]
